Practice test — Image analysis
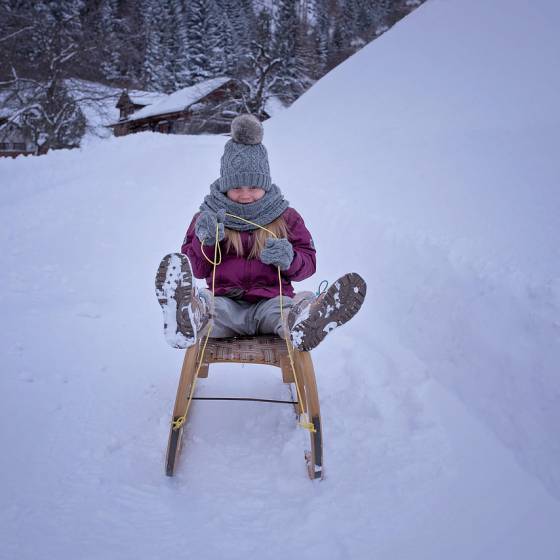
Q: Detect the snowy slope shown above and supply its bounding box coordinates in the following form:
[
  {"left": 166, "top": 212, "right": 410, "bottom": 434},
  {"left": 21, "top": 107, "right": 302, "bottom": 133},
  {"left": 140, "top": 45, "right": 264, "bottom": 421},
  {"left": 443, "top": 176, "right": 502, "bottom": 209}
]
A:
[
  {"left": 1, "top": 1, "right": 560, "bottom": 559},
  {"left": 265, "top": 0, "right": 560, "bottom": 499}
]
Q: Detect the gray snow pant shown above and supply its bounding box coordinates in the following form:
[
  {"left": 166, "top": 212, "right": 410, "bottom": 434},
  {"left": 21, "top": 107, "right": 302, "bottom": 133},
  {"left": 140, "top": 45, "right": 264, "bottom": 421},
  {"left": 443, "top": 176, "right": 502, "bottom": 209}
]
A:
[{"left": 200, "top": 290, "right": 295, "bottom": 339}]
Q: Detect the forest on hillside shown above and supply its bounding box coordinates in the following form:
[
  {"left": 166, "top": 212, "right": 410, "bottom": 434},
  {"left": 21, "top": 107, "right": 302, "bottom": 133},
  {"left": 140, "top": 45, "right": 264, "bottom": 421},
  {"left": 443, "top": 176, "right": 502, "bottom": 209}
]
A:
[{"left": 0, "top": 0, "right": 423, "bottom": 151}]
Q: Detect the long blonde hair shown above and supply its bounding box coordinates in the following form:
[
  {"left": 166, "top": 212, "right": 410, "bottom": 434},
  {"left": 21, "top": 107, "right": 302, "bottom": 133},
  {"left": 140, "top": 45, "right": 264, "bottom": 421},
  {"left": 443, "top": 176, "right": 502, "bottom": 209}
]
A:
[{"left": 224, "top": 216, "right": 289, "bottom": 259}]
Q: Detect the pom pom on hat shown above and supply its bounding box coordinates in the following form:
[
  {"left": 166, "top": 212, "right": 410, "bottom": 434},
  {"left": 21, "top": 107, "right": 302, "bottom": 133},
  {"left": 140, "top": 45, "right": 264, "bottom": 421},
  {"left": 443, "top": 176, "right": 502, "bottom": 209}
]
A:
[
  {"left": 217, "top": 113, "right": 271, "bottom": 192},
  {"left": 231, "top": 114, "right": 263, "bottom": 145}
]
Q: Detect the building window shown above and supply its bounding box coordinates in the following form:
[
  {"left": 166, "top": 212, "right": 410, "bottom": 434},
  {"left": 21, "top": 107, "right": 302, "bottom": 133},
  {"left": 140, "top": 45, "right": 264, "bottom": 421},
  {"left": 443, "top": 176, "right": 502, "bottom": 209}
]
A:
[
  {"left": 13, "top": 142, "right": 26, "bottom": 151},
  {"left": 0, "top": 142, "right": 9, "bottom": 150}
]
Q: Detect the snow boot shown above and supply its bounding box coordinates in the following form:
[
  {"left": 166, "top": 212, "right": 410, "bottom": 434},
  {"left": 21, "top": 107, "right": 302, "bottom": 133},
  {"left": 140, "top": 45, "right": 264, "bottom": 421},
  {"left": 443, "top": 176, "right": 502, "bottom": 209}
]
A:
[
  {"left": 288, "top": 273, "right": 367, "bottom": 351},
  {"left": 155, "top": 253, "right": 210, "bottom": 349}
]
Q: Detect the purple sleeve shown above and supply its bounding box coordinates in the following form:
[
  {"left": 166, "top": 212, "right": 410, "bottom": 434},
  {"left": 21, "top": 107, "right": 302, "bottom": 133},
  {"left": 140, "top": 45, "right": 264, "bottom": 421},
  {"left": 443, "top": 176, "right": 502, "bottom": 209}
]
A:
[
  {"left": 180, "top": 213, "right": 213, "bottom": 279},
  {"left": 283, "top": 208, "right": 316, "bottom": 282}
]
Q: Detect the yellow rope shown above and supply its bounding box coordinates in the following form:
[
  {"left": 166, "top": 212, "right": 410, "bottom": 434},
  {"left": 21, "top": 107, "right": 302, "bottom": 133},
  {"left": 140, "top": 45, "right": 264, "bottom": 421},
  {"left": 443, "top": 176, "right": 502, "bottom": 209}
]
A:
[
  {"left": 277, "top": 266, "right": 316, "bottom": 432},
  {"left": 223, "top": 213, "right": 314, "bottom": 432},
  {"left": 172, "top": 223, "right": 221, "bottom": 431},
  {"left": 173, "top": 213, "right": 315, "bottom": 433},
  {"left": 200, "top": 236, "right": 222, "bottom": 266}
]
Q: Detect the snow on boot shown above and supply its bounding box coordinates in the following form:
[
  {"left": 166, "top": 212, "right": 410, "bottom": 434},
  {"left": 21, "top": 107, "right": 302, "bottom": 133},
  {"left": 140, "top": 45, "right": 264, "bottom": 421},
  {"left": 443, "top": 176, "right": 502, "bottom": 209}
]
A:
[
  {"left": 155, "top": 253, "right": 210, "bottom": 349},
  {"left": 288, "top": 273, "right": 367, "bottom": 351},
  {"left": 285, "top": 291, "right": 316, "bottom": 330}
]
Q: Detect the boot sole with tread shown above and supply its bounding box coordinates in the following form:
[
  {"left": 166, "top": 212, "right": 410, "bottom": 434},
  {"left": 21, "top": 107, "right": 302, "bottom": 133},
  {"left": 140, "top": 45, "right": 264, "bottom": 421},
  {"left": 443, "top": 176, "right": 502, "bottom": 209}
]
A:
[
  {"left": 290, "top": 272, "right": 367, "bottom": 352},
  {"left": 155, "top": 253, "right": 196, "bottom": 349}
]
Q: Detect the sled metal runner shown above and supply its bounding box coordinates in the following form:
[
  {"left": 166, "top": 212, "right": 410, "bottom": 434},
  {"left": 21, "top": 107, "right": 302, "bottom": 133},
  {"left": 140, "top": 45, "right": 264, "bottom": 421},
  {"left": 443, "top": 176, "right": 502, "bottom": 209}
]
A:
[{"left": 165, "top": 335, "right": 323, "bottom": 480}]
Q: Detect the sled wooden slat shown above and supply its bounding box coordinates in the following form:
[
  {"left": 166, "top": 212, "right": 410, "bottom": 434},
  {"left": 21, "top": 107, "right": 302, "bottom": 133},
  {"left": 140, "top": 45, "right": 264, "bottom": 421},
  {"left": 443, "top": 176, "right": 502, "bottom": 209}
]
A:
[
  {"left": 165, "top": 344, "right": 199, "bottom": 476},
  {"left": 173, "top": 344, "right": 200, "bottom": 416},
  {"left": 165, "top": 335, "right": 324, "bottom": 480},
  {"left": 296, "top": 352, "right": 323, "bottom": 479}
]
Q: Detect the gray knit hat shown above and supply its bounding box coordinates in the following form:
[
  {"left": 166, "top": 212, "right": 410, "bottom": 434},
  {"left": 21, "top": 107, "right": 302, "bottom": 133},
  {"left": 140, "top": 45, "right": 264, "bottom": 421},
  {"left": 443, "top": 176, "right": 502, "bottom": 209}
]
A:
[{"left": 218, "top": 114, "right": 272, "bottom": 193}]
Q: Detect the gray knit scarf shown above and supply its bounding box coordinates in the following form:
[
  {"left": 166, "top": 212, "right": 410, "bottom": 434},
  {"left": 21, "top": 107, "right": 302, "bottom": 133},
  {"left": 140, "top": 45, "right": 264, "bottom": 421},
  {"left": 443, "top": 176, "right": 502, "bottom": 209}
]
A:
[{"left": 199, "top": 179, "right": 289, "bottom": 232}]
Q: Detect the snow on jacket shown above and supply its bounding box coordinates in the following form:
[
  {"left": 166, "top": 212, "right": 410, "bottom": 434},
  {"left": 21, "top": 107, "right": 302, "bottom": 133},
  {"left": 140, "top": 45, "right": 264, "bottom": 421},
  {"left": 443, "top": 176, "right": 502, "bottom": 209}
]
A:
[{"left": 181, "top": 207, "right": 316, "bottom": 302}]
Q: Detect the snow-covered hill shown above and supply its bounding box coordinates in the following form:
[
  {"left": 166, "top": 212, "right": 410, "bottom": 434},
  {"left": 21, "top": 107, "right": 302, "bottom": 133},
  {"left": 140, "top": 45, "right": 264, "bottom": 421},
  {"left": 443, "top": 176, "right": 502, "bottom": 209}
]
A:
[{"left": 1, "top": 0, "right": 559, "bottom": 559}]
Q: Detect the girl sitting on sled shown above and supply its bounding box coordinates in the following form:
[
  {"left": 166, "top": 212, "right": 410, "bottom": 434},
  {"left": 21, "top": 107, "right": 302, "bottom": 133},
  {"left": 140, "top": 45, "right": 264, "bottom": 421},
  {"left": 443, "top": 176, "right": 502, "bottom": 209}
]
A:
[{"left": 156, "top": 114, "right": 366, "bottom": 350}]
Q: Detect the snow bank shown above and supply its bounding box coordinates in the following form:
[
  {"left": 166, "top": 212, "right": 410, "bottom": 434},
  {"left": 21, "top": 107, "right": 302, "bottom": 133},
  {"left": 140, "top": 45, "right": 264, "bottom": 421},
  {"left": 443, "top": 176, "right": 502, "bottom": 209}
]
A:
[{"left": 264, "top": 0, "right": 560, "bottom": 498}]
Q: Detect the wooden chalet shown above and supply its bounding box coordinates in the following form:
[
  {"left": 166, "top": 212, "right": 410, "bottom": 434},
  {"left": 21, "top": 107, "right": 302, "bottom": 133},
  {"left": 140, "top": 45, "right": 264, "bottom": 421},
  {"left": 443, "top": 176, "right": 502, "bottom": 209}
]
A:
[
  {"left": 109, "top": 77, "right": 248, "bottom": 137},
  {"left": 114, "top": 89, "right": 167, "bottom": 121}
]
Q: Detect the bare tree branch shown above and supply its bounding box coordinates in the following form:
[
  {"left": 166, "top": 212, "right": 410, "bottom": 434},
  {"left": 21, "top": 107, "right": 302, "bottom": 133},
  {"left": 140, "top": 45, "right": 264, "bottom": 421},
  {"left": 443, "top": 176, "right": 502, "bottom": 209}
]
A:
[{"left": 0, "top": 26, "right": 33, "bottom": 44}]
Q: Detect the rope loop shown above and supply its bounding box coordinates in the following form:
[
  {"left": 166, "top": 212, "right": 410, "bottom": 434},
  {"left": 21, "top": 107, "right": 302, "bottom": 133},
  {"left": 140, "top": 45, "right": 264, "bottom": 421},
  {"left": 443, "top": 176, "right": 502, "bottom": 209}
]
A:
[
  {"left": 200, "top": 237, "right": 222, "bottom": 265},
  {"left": 316, "top": 279, "right": 329, "bottom": 296}
]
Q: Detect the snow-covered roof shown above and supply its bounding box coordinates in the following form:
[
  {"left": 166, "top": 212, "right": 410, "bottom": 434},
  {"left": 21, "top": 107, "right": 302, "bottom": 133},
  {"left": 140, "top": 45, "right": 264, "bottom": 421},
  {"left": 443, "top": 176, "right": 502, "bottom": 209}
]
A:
[
  {"left": 126, "top": 90, "right": 168, "bottom": 106},
  {"left": 127, "top": 77, "right": 233, "bottom": 122},
  {"left": 65, "top": 79, "right": 121, "bottom": 138}
]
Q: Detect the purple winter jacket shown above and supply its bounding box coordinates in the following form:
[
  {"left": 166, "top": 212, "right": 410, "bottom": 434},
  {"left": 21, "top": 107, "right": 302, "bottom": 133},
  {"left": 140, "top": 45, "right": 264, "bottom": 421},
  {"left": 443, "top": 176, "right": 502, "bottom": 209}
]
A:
[{"left": 181, "top": 207, "right": 316, "bottom": 302}]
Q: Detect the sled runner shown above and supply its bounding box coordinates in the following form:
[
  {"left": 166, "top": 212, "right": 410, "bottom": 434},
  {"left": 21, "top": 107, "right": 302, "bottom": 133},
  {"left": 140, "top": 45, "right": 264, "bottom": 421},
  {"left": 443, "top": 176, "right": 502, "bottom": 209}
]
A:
[{"left": 165, "top": 334, "right": 323, "bottom": 480}]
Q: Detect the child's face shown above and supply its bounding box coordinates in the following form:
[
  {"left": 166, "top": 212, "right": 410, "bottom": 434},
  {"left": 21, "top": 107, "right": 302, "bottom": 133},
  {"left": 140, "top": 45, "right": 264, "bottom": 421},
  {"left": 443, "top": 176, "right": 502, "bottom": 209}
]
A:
[{"left": 226, "top": 186, "right": 266, "bottom": 204}]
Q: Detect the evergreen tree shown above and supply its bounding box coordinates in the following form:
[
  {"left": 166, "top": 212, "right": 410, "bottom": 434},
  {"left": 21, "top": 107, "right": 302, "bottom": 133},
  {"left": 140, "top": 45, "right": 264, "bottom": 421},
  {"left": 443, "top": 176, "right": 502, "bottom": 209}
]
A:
[
  {"left": 142, "top": 0, "right": 168, "bottom": 91},
  {"left": 254, "top": 6, "right": 273, "bottom": 53},
  {"left": 112, "top": 0, "right": 147, "bottom": 88},
  {"left": 217, "top": 0, "right": 255, "bottom": 74},
  {"left": 312, "top": 1, "right": 331, "bottom": 77},
  {"left": 271, "top": 0, "right": 309, "bottom": 103},
  {"left": 185, "top": 0, "right": 224, "bottom": 84},
  {"left": 213, "top": 4, "right": 238, "bottom": 76},
  {"left": 98, "top": 0, "right": 122, "bottom": 81},
  {"left": 165, "top": 0, "right": 191, "bottom": 89}
]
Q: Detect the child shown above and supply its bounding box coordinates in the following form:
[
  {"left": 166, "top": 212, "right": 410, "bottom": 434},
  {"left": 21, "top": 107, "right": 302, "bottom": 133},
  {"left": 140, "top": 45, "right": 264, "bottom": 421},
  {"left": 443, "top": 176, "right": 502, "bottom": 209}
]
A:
[{"left": 155, "top": 114, "right": 366, "bottom": 351}]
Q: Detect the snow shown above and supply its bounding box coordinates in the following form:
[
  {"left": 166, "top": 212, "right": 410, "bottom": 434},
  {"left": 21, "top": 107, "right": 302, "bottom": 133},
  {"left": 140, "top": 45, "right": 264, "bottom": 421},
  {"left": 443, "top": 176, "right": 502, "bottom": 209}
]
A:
[
  {"left": 127, "top": 76, "right": 233, "bottom": 121},
  {"left": 66, "top": 79, "right": 121, "bottom": 140},
  {"left": 265, "top": 0, "right": 560, "bottom": 500},
  {"left": 1, "top": 0, "right": 560, "bottom": 558},
  {"left": 264, "top": 95, "right": 287, "bottom": 117},
  {"left": 126, "top": 90, "right": 168, "bottom": 107}
]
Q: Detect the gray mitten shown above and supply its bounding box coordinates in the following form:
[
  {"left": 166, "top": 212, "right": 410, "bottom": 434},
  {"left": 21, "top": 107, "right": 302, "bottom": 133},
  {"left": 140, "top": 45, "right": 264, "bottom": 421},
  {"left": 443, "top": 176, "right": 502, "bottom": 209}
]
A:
[
  {"left": 195, "top": 209, "right": 226, "bottom": 246},
  {"left": 259, "top": 238, "right": 294, "bottom": 270}
]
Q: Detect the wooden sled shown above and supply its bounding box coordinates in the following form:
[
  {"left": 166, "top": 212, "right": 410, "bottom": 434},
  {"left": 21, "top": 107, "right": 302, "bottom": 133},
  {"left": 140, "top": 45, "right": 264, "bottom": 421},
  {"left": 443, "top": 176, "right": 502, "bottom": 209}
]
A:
[{"left": 165, "top": 335, "right": 323, "bottom": 480}]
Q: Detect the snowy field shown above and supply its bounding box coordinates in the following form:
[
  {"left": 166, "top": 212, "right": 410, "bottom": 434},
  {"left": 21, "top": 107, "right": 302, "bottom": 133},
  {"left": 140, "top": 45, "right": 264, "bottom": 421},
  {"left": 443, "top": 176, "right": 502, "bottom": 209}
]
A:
[{"left": 1, "top": 0, "right": 559, "bottom": 558}]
